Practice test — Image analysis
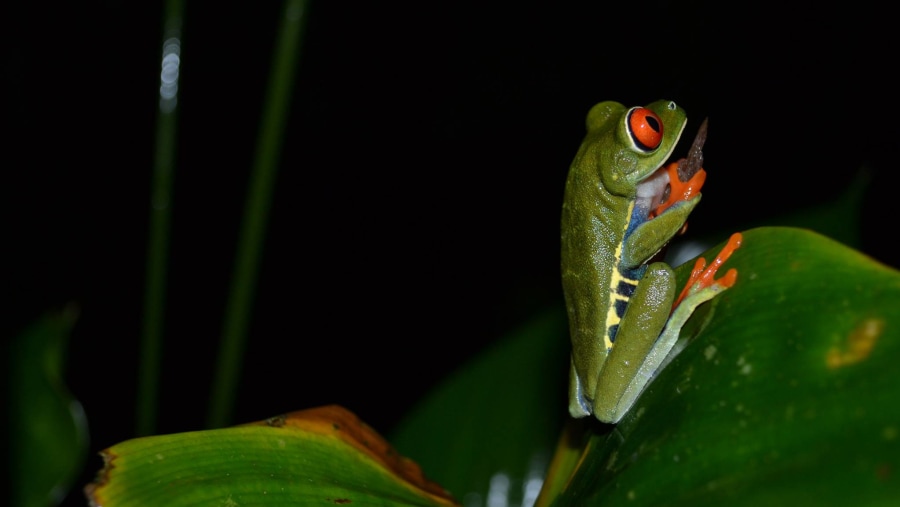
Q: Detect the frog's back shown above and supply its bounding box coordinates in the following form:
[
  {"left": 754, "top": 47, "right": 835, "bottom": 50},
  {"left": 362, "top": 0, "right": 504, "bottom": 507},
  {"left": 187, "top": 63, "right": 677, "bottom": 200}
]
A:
[{"left": 560, "top": 140, "right": 633, "bottom": 392}]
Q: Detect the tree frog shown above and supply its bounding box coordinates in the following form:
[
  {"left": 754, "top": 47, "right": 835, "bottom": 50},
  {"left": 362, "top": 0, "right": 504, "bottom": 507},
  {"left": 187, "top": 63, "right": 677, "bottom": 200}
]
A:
[{"left": 561, "top": 99, "right": 741, "bottom": 423}]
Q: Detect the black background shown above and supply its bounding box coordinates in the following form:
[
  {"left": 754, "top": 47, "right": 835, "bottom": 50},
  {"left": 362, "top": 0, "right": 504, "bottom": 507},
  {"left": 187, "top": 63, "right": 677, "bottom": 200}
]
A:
[{"left": 5, "top": 1, "right": 897, "bottom": 502}]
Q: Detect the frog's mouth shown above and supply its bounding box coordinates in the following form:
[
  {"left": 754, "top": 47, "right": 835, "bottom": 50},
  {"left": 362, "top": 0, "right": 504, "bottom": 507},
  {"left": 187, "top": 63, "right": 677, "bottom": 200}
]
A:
[{"left": 636, "top": 118, "right": 708, "bottom": 217}]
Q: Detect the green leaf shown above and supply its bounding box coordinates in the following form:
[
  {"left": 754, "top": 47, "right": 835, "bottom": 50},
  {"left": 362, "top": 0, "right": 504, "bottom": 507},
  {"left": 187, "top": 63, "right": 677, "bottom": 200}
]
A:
[
  {"left": 85, "top": 405, "right": 457, "bottom": 506},
  {"left": 9, "top": 308, "right": 88, "bottom": 507},
  {"left": 542, "top": 227, "right": 900, "bottom": 505}
]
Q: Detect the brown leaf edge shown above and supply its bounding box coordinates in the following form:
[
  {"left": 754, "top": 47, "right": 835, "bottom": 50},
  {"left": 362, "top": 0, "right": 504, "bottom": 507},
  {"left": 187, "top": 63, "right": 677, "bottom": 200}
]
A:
[{"left": 251, "top": 405, "right": 458, "bottom": 504}]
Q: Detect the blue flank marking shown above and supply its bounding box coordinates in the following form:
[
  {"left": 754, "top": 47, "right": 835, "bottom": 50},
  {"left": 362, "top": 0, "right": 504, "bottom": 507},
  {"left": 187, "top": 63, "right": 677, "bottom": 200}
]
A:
[
  {"left": 606, "top": 201, "right": 653, "bottom": 347},
  {"left": 623, "top": 199, "right": 652, "bottom": 239}
]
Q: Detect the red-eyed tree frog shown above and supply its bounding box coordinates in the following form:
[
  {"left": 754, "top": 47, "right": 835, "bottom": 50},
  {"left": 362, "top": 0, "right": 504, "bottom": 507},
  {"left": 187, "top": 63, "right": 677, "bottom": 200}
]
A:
[{"left": 561, "top": 99, "right": 742, "bottom": 423}]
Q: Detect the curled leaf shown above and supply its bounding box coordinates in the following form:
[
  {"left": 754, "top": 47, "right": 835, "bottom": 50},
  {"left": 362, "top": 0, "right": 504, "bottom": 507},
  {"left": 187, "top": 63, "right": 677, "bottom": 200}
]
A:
[{"left": 86, "top": 405, "right": 457, "bottom": 506}]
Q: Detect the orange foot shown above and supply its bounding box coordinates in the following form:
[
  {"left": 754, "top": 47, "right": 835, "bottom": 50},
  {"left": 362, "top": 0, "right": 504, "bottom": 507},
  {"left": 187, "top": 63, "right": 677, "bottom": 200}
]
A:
[
  {"left": 673, "top": 232, "right": 743, "bottom": 309},
  {"left": 650, "top": 161, "right": 707, "bottom": 219}
]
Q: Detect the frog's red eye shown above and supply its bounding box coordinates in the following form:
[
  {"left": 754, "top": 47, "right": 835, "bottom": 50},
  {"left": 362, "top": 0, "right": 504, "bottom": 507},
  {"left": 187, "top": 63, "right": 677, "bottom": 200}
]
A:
[{"left": 627, "top": 107, "right": 663, "bottom": 151}]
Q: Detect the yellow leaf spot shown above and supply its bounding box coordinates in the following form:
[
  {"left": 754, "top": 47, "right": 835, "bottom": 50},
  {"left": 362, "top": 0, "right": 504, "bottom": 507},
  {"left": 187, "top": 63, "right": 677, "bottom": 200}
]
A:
[{"left": 826, "top": 318, "right": 884, "bottom": 369}]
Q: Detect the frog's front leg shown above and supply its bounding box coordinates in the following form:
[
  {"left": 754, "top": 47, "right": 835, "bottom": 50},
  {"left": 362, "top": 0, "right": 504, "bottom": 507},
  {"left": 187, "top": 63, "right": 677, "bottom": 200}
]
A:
[{"left": 623, "top": 195, "right": 699, "bottom": 267}]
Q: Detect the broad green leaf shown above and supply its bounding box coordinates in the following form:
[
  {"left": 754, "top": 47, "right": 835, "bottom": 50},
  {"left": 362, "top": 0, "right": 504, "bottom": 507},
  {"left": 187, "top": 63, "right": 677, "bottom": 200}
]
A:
[
  {"left": 85, "top": 405, "right": 458, "bottom": 506},
  {"left": 540, "top": 227, "right": 900, "bottom": 505},
  {"left": 9, "top": 308, "right": 88, "bottom": 507},
  {"left": 390, "top": 308, "right": 569, "bottom": 505}
]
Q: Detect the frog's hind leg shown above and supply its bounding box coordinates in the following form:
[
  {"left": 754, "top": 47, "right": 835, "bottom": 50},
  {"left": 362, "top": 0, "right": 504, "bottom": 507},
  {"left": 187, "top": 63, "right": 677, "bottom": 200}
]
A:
[
  {"left": 568, "top": 356, "right": 593, "bottom": 418},
  {"left": 594, "top": 233, "right": 742, "bottom": 422},
  {"left": 673, "top": 232, "right": 742, "bottom": 309},
  {"left": 591, "top": 263, "right": 676, "bottom": 423},
  {"left": 641, "top": 232, "right": 743, "bottom": 383}
]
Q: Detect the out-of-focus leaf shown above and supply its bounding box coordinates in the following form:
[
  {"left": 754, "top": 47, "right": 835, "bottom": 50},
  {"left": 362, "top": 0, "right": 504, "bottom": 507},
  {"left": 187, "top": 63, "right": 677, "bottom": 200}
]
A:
[
  {"left": 391, "top": 309, "right": 569, "bottom": 505},
  {"left": 540, "top": 227, "right": 900, "bottom": 505},
  {"left": 735, "top": 167, "right": 869, "bottom": 250},
  {"left": 85, "top": 405, "right": 458, "bottom": 506},
  {"left": 9, "top": 308, "right": 88, "bottom": 507}
]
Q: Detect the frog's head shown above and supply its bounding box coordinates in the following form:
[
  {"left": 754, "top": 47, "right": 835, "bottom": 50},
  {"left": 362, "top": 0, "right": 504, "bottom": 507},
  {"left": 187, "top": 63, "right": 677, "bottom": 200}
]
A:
[{"left": 585, "top": 100, "right": 687, "bottom": 196}]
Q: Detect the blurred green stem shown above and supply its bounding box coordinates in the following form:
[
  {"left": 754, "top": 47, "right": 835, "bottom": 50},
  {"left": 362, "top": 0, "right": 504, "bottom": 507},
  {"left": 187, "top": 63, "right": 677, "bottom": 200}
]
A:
[
  {"left": 207, "top": 0, "right": 308, "bottom": 428},
  {"left": 138, "top": 0, "right": 184, "bottom": 436}
]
